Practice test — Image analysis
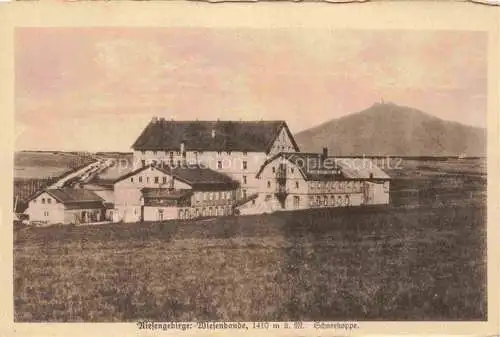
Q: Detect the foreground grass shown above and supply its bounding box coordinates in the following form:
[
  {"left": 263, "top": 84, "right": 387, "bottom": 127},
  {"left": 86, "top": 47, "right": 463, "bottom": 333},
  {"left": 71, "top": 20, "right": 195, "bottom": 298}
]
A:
[{"left": 14, "top": 205, "right": 486, "bottom": 322}]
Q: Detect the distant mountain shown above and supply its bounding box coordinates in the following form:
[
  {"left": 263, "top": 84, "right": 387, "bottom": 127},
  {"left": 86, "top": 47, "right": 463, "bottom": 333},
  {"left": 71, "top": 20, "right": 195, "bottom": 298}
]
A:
[{"left": 294, "top": 102, "right": 486, "bottom": 157}]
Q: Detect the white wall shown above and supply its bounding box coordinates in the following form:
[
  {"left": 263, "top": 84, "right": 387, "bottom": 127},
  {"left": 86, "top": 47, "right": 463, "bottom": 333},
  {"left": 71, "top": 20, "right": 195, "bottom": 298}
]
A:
[
  {"left": 26, "top": 192, "right": 65, "bottom": 224},
  {"left": 132, "top": 125, "right": 298, "bottom": 198},
  {"left": 268, "top": 127, "right": 297, "bottom": 156},
  {"left": 114, "top": 166, "right": 192, "bottom": 223},
  {"left": 133, "top": 150, "right": 266, "bottom": 198},
  {"left": 64, "top": 208, "right": 104, "bottom": 224},
  {"left": 365, "top": 181, "right": 390, "bottom": 205},
  {"left": 143, "top": 206, "right": 178, "bottom": 221}
]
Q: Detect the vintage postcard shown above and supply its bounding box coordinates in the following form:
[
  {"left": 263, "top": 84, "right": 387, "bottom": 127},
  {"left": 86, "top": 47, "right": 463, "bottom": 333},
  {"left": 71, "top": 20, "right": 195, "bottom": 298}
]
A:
[{"left": 1, "top": 2, "right": 499, "bottom": 337}]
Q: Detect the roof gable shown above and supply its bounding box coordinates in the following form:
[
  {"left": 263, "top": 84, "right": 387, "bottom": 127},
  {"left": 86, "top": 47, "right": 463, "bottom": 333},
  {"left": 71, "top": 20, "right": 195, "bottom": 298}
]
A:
[
  {"left": 334, "top": 158, "right": 391, "bottom": 179},
  {"left": 131, "top": 119, "right": 297, "bottom": 153},
  {"left": 113, "top": 165, "right": 171, "bottom": 184},
  {"left": 114, "top": 164, "right": 240, "bottom": 190},
  {"left": 29, "top": 188, "right": 104, "bottom": 204},
  {"left": 256, "top": 152, "right": 391, "bottom": 181}
]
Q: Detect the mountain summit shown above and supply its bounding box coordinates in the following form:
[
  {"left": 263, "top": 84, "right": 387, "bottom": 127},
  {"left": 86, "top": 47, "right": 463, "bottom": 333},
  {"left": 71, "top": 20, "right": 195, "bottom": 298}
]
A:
[{"left": 294, "top": 102, "right": 486, "bottom": 157}]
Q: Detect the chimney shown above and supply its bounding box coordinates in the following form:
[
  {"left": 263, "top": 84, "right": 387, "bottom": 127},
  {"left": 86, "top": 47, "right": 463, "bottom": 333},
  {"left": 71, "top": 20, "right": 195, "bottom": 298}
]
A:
[
  {"left": 151, "top": 116, "right": 158, "bottom": 123},
  {"left": 322, "top": 147, "right": 328, "bottom": 159}
]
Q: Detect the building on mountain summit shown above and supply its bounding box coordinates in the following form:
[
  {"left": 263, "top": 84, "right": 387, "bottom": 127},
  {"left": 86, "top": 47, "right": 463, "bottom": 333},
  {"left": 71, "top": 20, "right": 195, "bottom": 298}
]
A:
[{"left": 130, "top": 118, "right": 299, "bottom": 199}]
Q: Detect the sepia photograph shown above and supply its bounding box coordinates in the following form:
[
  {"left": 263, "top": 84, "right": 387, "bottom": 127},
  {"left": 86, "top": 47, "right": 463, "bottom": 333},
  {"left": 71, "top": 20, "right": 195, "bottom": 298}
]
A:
[{"left": 4, "top": 3, "right": 498, "bottom": 333}]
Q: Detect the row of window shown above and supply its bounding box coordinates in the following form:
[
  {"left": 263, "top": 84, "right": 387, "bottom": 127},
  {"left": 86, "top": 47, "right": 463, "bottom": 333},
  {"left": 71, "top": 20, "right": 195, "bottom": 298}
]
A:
[
  {"left": 140, "top": 150, "right": 249, "bottom": 157},
  {"left": 174, "top": 206, "right": 232, "bottom": 220},
  {"left": 131, "top": 176, "right": 174, "bottom": 185},
  {"left": 271, "top": 166, "right": 295, "bottom": 174},
  {"left": 217, "top": 161, "right": 248, "bottom": 170},
  {"left": 140, "top": 160, "right": 249, "bottom": 170},
  {"left": 266, "top": 181, "right": 300, "bottom": 189},
  {"left": 309, "top": 194, "right": 351, "bottom": 207},
  {"left": 309, "top": 180, "right": 362, "bottom": 192},
  {"left": 33, "top": 197, "right": 54, "bottom": 204},
  {"left": 261, "top": 194, "right": 352, "bottom": 208},
  {"left": 195, "top": 191, "right": 233, "bottom": 202}
]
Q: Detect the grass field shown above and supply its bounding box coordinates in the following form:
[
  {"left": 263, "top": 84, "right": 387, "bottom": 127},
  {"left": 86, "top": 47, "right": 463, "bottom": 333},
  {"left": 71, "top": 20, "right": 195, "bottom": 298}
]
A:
[
  {"left": 14, "top": 151, "right": 96, "bottom": 180},
  {"left": 14, "top": 204, "right": 486, "bottom": 322},
  {"left": 13, "top": 157, "right": 487, "bottom": 322}
]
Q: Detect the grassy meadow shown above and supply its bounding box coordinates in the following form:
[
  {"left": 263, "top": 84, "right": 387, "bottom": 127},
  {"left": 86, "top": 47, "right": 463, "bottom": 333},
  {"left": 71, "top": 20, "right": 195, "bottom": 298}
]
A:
[
  {"left": 13, "top": 157, "right": 487, "bottom": 321},
  {"left": 14, "top": 151, "right": 96, "bottom": 180}
]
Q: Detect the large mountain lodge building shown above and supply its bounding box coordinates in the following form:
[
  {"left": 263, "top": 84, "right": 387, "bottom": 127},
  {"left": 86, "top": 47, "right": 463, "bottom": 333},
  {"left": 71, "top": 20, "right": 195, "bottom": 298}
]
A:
[
  {"left": 25, "top": 118, "right": 391, "bottom": 225},
  {"left": 237, "top": 150, "right": 390, "bottom": 215},
  {"left": 124, "top": 117, "right": 391, "bottom": 221},
  {"left": 131, "top": 118, "right": 300, "bottom": 200}
]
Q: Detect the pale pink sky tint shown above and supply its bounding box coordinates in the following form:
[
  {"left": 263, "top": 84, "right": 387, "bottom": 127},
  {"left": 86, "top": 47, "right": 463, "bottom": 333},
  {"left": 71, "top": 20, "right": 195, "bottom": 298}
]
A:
[{"left": 15, "top": 28, "right": 487, "bottom": 151}]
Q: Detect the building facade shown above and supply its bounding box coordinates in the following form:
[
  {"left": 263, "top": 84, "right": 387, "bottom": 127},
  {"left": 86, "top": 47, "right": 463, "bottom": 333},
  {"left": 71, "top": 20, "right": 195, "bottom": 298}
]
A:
[
  {"left": 130, "top": 118, "right": 299, "bottom": 198},
  {"left": 113, "top": 164, "right": 240, "bottom": 223},
  {"left": 237, "top": 150, "right": 391, "bottom": 215},
  {"left": 25, "top": 188, "right": 107, "bottom": 225}
]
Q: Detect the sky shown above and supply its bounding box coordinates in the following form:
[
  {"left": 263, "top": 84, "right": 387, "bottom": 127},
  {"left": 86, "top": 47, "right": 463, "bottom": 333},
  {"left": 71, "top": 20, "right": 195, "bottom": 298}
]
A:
[{"left": 15, "top": 28, "right": 487, "bottom": 152}]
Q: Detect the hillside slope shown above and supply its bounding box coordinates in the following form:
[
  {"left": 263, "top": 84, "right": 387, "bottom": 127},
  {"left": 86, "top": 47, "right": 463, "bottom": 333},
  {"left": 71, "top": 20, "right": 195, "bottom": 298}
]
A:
[{"left": 294, "top": 102, "right": 486, "bottom": 156}]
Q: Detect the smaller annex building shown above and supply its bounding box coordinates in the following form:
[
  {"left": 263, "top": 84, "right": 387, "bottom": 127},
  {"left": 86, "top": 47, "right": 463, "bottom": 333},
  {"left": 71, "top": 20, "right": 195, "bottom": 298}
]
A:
[
  {"left": 113, "top": 164, "right": 240, "bottom": 223},
  {"left": 25, "top": 188, "right": 107, "bottom": 225},
  {"left": 237, "top": 149, "right": 391, "bottom": 215}
]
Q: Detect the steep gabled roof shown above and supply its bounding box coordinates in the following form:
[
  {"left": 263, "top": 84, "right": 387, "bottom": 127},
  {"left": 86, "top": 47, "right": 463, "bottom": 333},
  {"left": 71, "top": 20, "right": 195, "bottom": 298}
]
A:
[
  {"left": 334, "top": 158, "right": 391, "bottom": 179},
  {"left": 256, "top": 152, "right": 391, "bottom": 181},
  {"left": 114, "top": 164, "right": 240, "bottom": 190},
  {"left": 141, "top": 188, "right": 193, "bottom": 200},
  {"left": 131, "top": 119, "right": 299, "bottom": 153},
  {"left": 30, "top": 188, "right": 104, "bottom": 204}
]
